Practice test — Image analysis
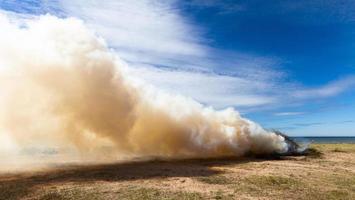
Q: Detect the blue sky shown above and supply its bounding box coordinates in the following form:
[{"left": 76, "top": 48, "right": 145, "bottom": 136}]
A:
[{"left": 1, "top": 0, "right": 355, "bottom": 136}]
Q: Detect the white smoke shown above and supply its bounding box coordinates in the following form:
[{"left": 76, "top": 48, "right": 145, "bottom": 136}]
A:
[{"left": 0, "top": 14, "right": 288, "bottom": 163}]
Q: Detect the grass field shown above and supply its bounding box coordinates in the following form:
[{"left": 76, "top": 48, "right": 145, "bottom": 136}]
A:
[{"left": 0, "top": 143, "right": 354, "bottom": 200}]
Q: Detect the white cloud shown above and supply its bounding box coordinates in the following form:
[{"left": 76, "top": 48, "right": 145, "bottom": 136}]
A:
[
  {"left": 53, "top": 0, "right": 284, "bottom": 109},
  {"left": 59, "top": 0, "right": 208, "bottom": 65},
  {"left": 185, "top": 0, "right": 245, "bottom": 14},
  {"left": 1, "top": 0, "right": 283, "bottom": 110},
  {"left": 1, "top": 0, "right": 354, "bottom": 112},
  {"left": 293, "top": 76, "right": 355, "bottom": 99},
  {"left": 125, "top": 64, "right": 277, "bottom": 108},
  {"left": 274, "top": 112, "right": 305, "bottom": 116}
]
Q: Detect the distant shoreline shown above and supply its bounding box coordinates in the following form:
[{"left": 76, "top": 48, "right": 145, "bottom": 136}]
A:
[{"left": 291, "top": 136, "right": 355, "bottom": 143}]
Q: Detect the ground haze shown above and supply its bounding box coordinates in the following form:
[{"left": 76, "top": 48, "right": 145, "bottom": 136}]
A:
[{"left": 0, "top": 143, "right": 354, "bottom": 200}]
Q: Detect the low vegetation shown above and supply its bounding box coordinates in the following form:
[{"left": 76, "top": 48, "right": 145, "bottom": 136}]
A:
[
  {"left": 197, "top": 175, "right": 232, "bottom": 185},
  {"left": 0, "top": 143, "right": 354, "bottom": 200},
  {"left": 38, "top": 186, "right": 203, "bottom": 200}
]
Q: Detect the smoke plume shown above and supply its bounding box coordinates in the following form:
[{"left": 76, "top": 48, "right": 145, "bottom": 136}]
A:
[{"left": 0, "top": 14, "right": 288, "bottom": 163}]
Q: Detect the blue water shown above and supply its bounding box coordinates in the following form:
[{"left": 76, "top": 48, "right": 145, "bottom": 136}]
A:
[{"left": 291, "top": 137, "right": 355, "bottom": 144}]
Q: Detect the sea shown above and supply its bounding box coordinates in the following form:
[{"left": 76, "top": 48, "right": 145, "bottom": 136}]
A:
[{"left": 291, "top": 137, "right": 355, "bottom": 144}]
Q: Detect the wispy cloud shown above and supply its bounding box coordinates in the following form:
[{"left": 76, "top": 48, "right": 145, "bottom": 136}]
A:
[
  {"left": 276, "top": 120, "right": 355, "bottom": 131},
  {"left": 341, "top": 120, "right": 355, "bottom": 123},
  {"left": 294, "top": 122, "right": 324, "bottom": 127},
  {"left": 1, "top": 0, "right": 354, "bottom": 113},
  {"left": 55, "top": 0, "right": 286, "bottom": 109},
  {"left": 60, "top": 0, "right": 208, "bottom": 66},
  {"left": 185, "top": 0, "right": 244, "bottom": 14},
  {"left": 0, "top": 0, "right": 64, "bottom": 16},
  {"left": 280, "top": 0, "right": 355, "bottom": 24},
  {"left": 185, "top": 0, "right": 355, "bottom": 23},
  {"left": 274, "top": 112, "right": 305, "bottom": 116},
  {"left": 292, "top": 76, "right": 355, "bottom": 99},
  {"left": 126, "top": 64, "right": 277, "bottom": 108}
]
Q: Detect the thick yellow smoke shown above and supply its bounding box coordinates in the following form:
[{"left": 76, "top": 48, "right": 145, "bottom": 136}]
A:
[{"left": 0, "top": 14, "right": 288, "bottom": 163}]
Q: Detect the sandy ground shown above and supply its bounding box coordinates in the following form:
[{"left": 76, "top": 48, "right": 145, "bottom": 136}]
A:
[{"left": 0, "top": 143, "right": 354, "bottom": 200}]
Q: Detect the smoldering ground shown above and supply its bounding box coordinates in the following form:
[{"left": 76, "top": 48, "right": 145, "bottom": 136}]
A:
[{"left": 0, "top": 14, "right": 303, "bottom": 169}]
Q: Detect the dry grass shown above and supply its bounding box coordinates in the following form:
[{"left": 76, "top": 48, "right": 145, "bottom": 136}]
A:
[
  {"left": 0, "top": 143, "right": 354, "bottom": 200},
  {"left": 36, "top": 186, "right": 203, "bottom": 200}
]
